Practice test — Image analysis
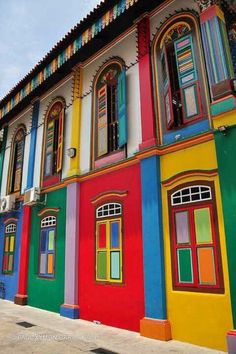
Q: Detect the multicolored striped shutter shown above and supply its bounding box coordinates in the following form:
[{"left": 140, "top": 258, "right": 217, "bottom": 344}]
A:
[
  {"left": 161, "top": 47, "right": 175, "bottom": 129},
  {"left": 97, "top": 85, "right": 108, "bottom": 157},
  {"left": 56, "top": 109, "right": 65, "bottom": 173},
  {"left": 45, "top": 120, "right": 54, "bottom": 177},
  {"left": 118, "top": 70, "right": 127, "bottom": 148},
  {"left": 174, "top": 34, "right": 201, "bottom": 121}
]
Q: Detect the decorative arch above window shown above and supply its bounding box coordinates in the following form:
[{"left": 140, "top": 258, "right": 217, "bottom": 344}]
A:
[
  {"left": 42, "top": 98, "right": 65, "bottom": 187},
  {"left": 154, "top": 15, "right": 205, "bottom": 133},
  {"left": 96, "top": 202, "right": 122, "bottom": 218},
  {"left": 171, "top": 185, "right": 212, "bottom": 206},
  {"left": 8, "top": 125, "right": 26, "bottom": 194},
  {"left": 93, "top": 60, "right": 127, "bottom": 167}
]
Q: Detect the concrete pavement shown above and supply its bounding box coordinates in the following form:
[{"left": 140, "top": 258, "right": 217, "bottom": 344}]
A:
[{"left": 0, "top": 300, "right": 225, "bottom": 354}]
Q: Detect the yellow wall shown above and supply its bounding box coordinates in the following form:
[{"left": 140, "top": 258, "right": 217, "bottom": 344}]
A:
[
  {"left": 161, "top": 140, "right": 233, "bottom": 351},
  {"left": 213, "top": 110, "right": 236, "bottom": 129}
]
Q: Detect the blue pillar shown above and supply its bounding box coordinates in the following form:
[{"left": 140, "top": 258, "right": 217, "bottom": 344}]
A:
[
  {"left": 140, "top": 155, "right": 171, "bottom": 340},
  {"left": 26, "top": 100, "right": 40, "bottom": 189}
]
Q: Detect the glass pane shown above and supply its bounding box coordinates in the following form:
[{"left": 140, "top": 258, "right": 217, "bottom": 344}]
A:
[
  {"left": 184, "top": 85, "right": 198, "bottom": 118},
  {"left": 8, "top": 255, "right": 13, "bottom": 272},
  {"left": 97, "top": 251, "right": 107, "bottom": 280},
  {"left": 4, "top": 236, "right": 9, "bottom": 252},
  {"left": 40, "top": 254, "right": 47, "bottom": 275},
  {"left": 48, "top": 230, "right": 55, "bottom": 251},
  {"left": 110, "top": 251, "right": 120, "bottom": 279},
  {"left": 3, "top": 255, "right": 8, "bottom": 271},
  {"left": 175, "top": 211, "right": 190, "bottom": 244},
  {"left": 10, "top": 236, "right": 15, "bottom": 252},
  {"left": 194, "top": 208, "right": 212, "bottom": 244},
  {"left": 40, "top": 231, "right": 47, "bottom": 252},
  {"left": 177, "top": 248, "right": 193, "bottom": 283},
  {"left": 98, "top": 223, "right": 106, "bottom": 248},
  {"left": 47, "top": 254, "right": 54, "bottom": 275},
  {"left": 110, "top": 221, "right": 119, "bottom": 248},
  {"left": 198, "top": 247, "right": 216, "bottom": 285}
]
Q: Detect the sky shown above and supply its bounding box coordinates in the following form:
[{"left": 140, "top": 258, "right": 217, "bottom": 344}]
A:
[{"left": 0, "top": 0, "right": 101, "bottom": 100}]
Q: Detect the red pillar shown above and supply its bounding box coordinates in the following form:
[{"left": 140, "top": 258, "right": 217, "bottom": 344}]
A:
[
  {"left": 14, "top": 206, "right": 31, "bottom": 305},
  {"left": 137, "top": 16, "right": 157, "bottom": 150}
]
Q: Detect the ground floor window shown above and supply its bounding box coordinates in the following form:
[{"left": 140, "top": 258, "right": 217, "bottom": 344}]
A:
[
  {"left": 96, "top": 203, "right": 122, "bottom": 283},
  {"left": 169, "top": 183, "right": 224, "bottom": 293},
  {"left": 39, "top": 216, "right": 56, "bottom": 278},
  {"left": 2, "top": 223, "right": 16, "bottom": 274}
]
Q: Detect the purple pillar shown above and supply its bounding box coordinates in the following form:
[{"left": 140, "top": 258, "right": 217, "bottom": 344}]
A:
[{"left": 60, "top": 182, "right": 80, "bottom": 319}]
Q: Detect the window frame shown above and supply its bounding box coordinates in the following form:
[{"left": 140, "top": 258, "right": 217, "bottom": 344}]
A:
[
  {"left": 153, "top": 15, "right": 206, "bottom": 136},
  {"left": 41, "top": 98, "right": 65, "bottom": 188},
  {"left": 8, "top": 125, "right": 26, "bottom": 195},
  {"left": 38, "top": 215, "right": 57, "bottom": 279},
  {"left": 168, "top": 182, "right": 224, "bottom": 293},
  {"left": 95, "top": 202, "right": 123, "bottom": 284},
  {"left": 92, "top": 59, "right": 126, "bottom": 169},
  {"left": 2, "top": 222, "right": 17, "bottom": 275}
]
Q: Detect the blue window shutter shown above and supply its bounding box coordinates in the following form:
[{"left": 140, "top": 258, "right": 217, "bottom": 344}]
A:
[{"left": 118, "top": 70, "right": 127, "bottom": 148}]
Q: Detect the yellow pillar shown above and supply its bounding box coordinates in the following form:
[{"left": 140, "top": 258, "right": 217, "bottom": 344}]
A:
[{"left": 67, "top": 65, "right": 83, "bottom": 177}]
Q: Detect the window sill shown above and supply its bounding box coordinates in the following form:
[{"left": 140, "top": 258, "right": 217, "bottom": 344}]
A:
[
  {"left": 42, "top": 174, "right": 60, "bottom": 188},
  {"left": 94, "top": 150, "right": 125, "bottom": 169}
]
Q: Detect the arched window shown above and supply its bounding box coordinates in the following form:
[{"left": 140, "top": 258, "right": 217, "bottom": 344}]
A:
[
  {"left": 39, "top": 215, "right": 56, "bottom": 277},
  {"left": 154, "top": 17, "right": 205, "bottom": 132},
  {"left": 95, "top": 202, "right": 122, "bottom": 283},
  {"left": 93, "top": 61, "right": 127, "bottom": 164},
  {"left": 9, "top": 126, "right": 26, "bottom": 193},
  {"left": 168, "top": 182, "right": 223, "bottom": 293},
  {"left": 2, "top": 223, "right": 17, "bottom": 274},
  {"left": 43, "top": 99, "right": 65, "bottom": 186}
]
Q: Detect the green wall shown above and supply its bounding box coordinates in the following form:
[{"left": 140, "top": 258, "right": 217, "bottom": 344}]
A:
[
  {"left": 215, "top": 128, "right": 236, "bottom": 327},
  {"left": 27, "top": 187, "right": 66, "bottom": 313}
]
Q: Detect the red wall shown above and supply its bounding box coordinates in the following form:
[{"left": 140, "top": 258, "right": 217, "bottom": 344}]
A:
[{"left": 79, "top": 163, "right": 144, "bottom": 331}]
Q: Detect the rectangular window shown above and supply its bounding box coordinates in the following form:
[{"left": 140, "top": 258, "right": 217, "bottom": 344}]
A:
[
  {"left": 39, "top": 227, "right": 55, "bottom": 278},
  {"left": 2, "top": 231, "right": 16, "bottom": 274},
  {"left": 96, "top": 219, "right": 122, "bottom": 283},
  {"left": 172, "top": 204, "right": 221, "bottom": 291}
]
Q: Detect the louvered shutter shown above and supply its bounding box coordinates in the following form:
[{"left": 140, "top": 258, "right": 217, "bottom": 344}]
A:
[
  {"left": 45, "top": 120, "right": 54, "bottom": 176},
  {"left": 56, "top": 108, "right": 65, "bottom": 173},
  {"left": 118, "top": 70, "right": 127, "bottom": 147},
  {"left": 174, "top": 34, "right": 201, "bottom": 121},
  {"left": 161, "top": 47, "right": 175, "bottom": 129},
  {"left": 97, "top": 85, "right": 108, "bottom": 157}
]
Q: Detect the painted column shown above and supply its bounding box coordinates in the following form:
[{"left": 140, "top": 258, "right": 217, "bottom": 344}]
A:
[
  {"left": 26, "top": 99, "right": 40, "bottom": 189},
  {"left": 140, "top": 155, "right": 171, "bottom": 341},
  {"left": 67, "top": 65, "right": 83, "bottom": 178},
  {"left": 137, "top": 16, "right": 157, "bottom": 150},
  {"left": 197, "top": 0, "right": 234, "bottom": 97},
  {"left": 0, "top": 126, "right": 8, "bottom": 189},
  {"left": 14, "top": 206, "right": 31, "bottom": 305},
  {"left": 60, "top": 182, "right": 80, "bottom": 318}
]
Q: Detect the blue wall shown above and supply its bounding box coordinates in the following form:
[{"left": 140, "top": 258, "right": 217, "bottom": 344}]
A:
[{"left": 0, "top": 208, "right": 23, "bottom": 301}]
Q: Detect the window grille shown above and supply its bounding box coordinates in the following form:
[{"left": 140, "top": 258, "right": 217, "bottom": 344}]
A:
[
  {"left": 96, "top": 203, "right": 122, "bottom": 218},
  {"left": 5, "top": 223, "right": 16, "bottom": 233},
  {"left": 171, "top": 185, "right": 212, "bottom": 206},
  {"left": 41, "top": 216, "right": 56, "bottom": 228}
]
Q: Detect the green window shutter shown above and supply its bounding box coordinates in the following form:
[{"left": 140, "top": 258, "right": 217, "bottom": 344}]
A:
[
  {"left": 117, "top": 70, "right": 127, "bottom": 148},
  {"left": 97, "top": 85, "right": 108, "bottom": 157}
]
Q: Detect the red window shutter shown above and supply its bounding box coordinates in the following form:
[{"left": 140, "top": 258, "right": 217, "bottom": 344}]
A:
[
  {"left": 56, "top": 108, "right": 65, "bottom": 173},
  {"left": 97, "top": 85, "right": 108, "bottom": 157}
]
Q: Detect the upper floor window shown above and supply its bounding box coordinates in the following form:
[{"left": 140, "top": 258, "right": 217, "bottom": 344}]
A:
[
  {"left": 8, "top": 126, "right": 26, "bottom": 194},
  {"left": 2, "top": 223, "right": 17, "bottom": 274},
  {"left": 168, "top": 182, "right": 224, "bottom": 293},
  {"left": 95, "top": 202, "right": 122, "bottom": 283},
  {"left": 155, "top": 18, "right": 205, "bottom": 132},
  {"left": 43, "top": 99, "right": 65, "bottom": 187},
  {"left": 93, "top": 61, "right": 127, "bottom": 166}
]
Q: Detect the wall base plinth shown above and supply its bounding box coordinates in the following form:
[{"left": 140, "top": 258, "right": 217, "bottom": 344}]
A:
[
  {"left": 140, "top": 318, "right": 172, "bottom": 341},
  {"left": 14, "top": 294, "right": 28, "bottom": 306},
  {"left": 60, "top": 304, "right": 80, "bottom": 319}
]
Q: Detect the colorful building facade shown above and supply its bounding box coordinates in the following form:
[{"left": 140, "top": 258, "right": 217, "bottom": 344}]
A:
[{"left": 0, "top": 0, "right": 235, "bottom": 352}]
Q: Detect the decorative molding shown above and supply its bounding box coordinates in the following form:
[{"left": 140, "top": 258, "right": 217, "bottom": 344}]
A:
[
  {"left": 195, "top": 0, "right": 220, "bottom": 11},
  {"left": 91, "top": 190, "right": 128, "bottom": 204},
  {"left": 37, "top": 207, "right": 60, "bottom": 217}
]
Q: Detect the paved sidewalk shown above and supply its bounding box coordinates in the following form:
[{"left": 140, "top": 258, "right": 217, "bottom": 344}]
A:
[{"left": 0, "top": 300, "right": 225, "bottom": 354}]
